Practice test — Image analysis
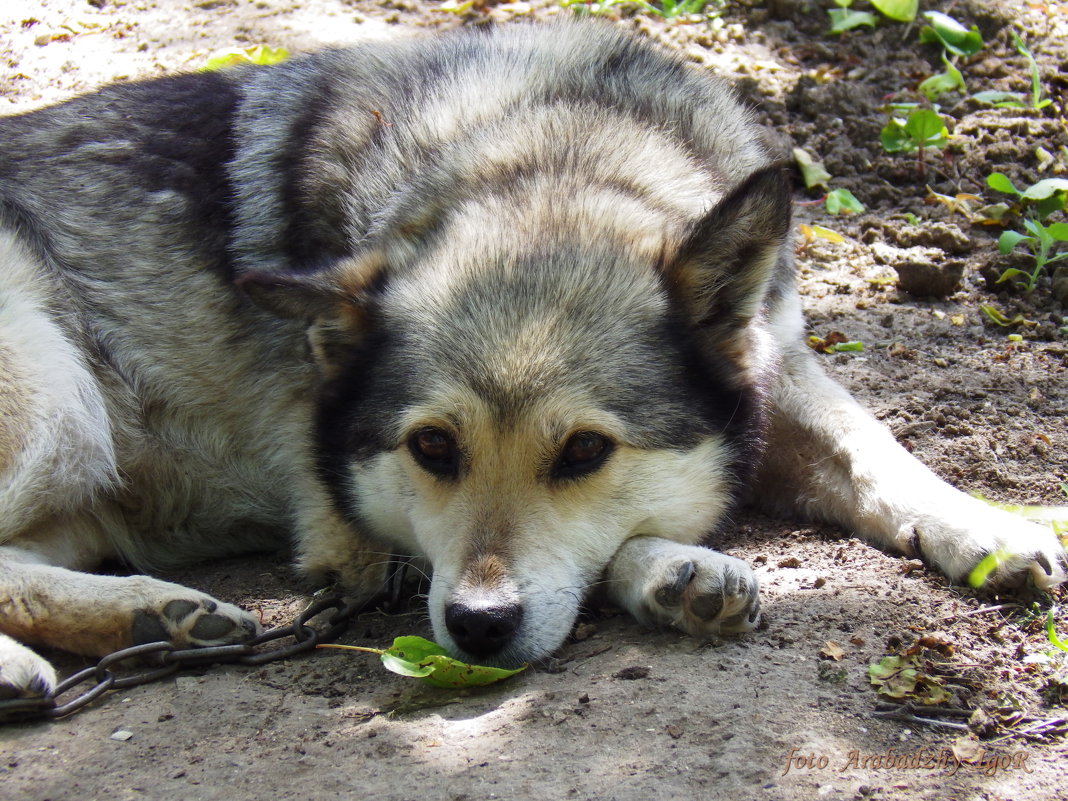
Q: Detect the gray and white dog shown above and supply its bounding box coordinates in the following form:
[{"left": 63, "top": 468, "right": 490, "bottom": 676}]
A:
[{"left": 0, "top": 22, "right": 1063, "bottom": 697}]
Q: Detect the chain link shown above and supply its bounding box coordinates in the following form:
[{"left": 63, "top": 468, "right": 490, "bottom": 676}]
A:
[{"left": 0, "top": 593, "right": 364, "bottom": 724}]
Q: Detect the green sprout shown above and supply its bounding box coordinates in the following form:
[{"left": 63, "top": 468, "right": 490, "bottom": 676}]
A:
[
  {"left": 880, "top": 106, "right": 950, "bottom": 175},
  {"left": 915, "top": 12, "right": 982, "bottom": 101},
  {"left": 996, "top": 217, "right": 1068, "bottom": 292},
  {"left": 973, "top": 33, "right": 1052, "bottom": 110},
  {"left": 986, "top": 172, "right": 1068, "bottom": 221}
]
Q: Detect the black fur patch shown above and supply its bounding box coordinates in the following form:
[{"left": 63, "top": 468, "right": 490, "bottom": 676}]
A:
[{"left": 0, "top": 71, "right": 241, "bottom": 280}]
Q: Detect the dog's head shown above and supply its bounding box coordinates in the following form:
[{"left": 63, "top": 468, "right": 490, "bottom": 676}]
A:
[{"left": 241, "top": 166, "right": 790, "bottom": 666}]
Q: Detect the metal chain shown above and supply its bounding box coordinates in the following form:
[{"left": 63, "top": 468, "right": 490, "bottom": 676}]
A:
[{"left": 0, "top": 594, "right": 362, "bottom": 724}]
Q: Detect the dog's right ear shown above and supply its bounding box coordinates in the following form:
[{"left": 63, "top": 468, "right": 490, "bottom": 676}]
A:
[
  {"left": 662, "top": 165, "right": 792, "bottom": 337},
  {"left": 235, "top": 251, "right": 386, "bottom": 375}
]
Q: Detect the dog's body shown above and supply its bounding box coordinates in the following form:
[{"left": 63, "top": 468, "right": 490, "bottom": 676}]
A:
[{"left": 0, "top": 22, "right": 1064, "bottom": 695}]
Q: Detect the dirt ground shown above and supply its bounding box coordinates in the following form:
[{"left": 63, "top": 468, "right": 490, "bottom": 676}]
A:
[{"left": 2, "top": 1, "right": 1068, "bottom": 799}]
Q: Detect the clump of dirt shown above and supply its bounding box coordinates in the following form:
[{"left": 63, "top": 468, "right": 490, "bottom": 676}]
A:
[{"left": 1, "top": 2, "right": 1066, "bottom": 800}]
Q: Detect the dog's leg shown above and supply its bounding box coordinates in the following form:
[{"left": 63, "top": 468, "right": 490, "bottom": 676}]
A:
[
  {"left": 605, "top": 536, "right": 761, "bottom": 636},
  {"left": 0, "top": 234, "right": 260, "bottom": 697},
  {"left": 0, "top": 532, "right": 261, "bottom": 698},
  {"left": 755, "top": 290, "right": 1067, "bottom": 589}
]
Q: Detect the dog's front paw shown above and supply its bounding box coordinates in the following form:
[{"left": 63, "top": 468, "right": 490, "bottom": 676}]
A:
[
  {"left": 607, "top": 538, "right": 760, "bottom": 637},
  {"left": 642, "top": 549, "right": 761, "bottom": 635},
  {"left": 0, "top": 635, "right": 58, "bottom": 699},
  {"left": 905, "top": 504, "right": 1067, "bottom": 592},
  {"left": 129, "top": 584, "right": 261, "bottom": 648}
]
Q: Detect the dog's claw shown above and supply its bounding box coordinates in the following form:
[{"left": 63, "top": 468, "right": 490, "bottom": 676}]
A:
[{"left": 654, "top": 560, "right": 696, "bottom": 607}]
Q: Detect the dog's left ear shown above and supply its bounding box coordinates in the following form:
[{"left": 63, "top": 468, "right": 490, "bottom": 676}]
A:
[
  {"left": 235, "top": 251, "right": 386, "bottom": 375},
  {"left": 662, "top": 165, "right": 791, "bottom": 339}
]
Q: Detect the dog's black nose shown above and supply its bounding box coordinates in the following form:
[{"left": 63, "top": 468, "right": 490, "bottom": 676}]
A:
[{"left": 444, "top": 600, "right": 523, "bottom": 658}]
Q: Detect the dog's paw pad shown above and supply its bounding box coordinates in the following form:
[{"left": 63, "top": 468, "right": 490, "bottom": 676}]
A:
[
  {"left": 643, "top": 552, "right": 760, "bottom": 637},
  {"left": 0, "top": 638, "right": 58, "bottom": 699},
  {"left": 133, "top": 595, "right": 260, "bottom": 648}
]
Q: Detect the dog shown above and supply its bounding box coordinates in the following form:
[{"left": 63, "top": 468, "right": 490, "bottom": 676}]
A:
[{"left": 0, "top": 21, "right": 1064, "bottom": 697}]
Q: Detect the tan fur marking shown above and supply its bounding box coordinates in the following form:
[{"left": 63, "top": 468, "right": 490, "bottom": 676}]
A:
[{"left": 459, "top": 553, "right": 510, "bottom": 591}]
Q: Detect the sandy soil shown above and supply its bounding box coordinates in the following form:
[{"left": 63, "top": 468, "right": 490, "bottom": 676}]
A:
[{"left": 1, "top": 1, "right": 1067, "bottom": 799}]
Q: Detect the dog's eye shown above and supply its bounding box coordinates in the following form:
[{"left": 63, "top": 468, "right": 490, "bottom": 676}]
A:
[
  {"left": 554, "top": 432, "right": 612, "bottom": 479},
  {"left": 409, "top": 428, "right": 458, "bottom": 477}
]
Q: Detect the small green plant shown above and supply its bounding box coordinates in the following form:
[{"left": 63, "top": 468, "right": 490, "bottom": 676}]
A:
[
  {"left": 986, "top": 172, "right": 1068, "bottom": 221},
  {"left": 880, "top": 106, "right": 950, "bottom": 175},
  {"left": 996, "top": 217, "right": 1068, "bottom": 291},
  {"left": 973, "top": 32, "right": 1053, "bottom": 110},
  {"left": 318, "top": 636, "right": 526, "bottom": 688},
  {"left": 868, "top": 653, "right": 951, "bottom": 704},
  {"left": 915, "top": 11, "right": 983, "bottom": 101}
]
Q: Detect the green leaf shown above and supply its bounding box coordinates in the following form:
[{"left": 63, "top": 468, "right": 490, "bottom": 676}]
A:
[
  {"left": 1020, "top": 178, "right": 1068, "bottom": 201},
  {"left": 880, "top": 118, "right": 912, "bottom": 152},
  {"left": 202, "top": 45, "right": 289, "bottom": 71},
  {"left": 383, "top": 636, "right": 526, "bottom": 687},
  {"left": 829, "top": 340, "right": 865, "bottom": 352},
  {"left": 1046, "top": 610, "right": 1068, "bottom": 653},
  {"left": 825, "top": 188, "right": 865, "bottom": 215},
  {"left": 1036, "top": 193, "right": 1067, "bottom": 220},
  {"left": 918, "top": 60, "right": 966, "bottom": 101},
  {"left": 979, "top": 303, "right": 1027, "bottom": 326},
  {"left": 998, "top": 229, "right": 1031, "bottom": 254},
  {"left": 381, "top": 650, "right": 437, "bottom": 677},
  {"left": 1047, "top": 222, "right": 1068, "bottom": 241},
  {"left": 968, "top": 549, "right": 1012, "bottom": 588},
  {"left": 919, "top": 11, "right": 984, "bottom": 57},
  {"left": 974, "top": 203, "right": 1011, "bottom": 224},
  {"left": 986, "top": 172, "right": 1021, "bottom": 197},
  {"left": 793, "top": 148, "right": 832, "bottom": 190},
  {"left": 867, "top": 655, "right": 950, "bottom": 703},
  {"left": 319, "top": 636, "right": 527, "bottom": 688},
  {"left": 904, "top": 109, "right": 948, "bottom": 146},
  {"left": 870, "top": 0, "right": 918, "bottom": 22},
  {"left": 972, "top": 90, "right": 1026, "bottom": 108},
  {"left": 828, "top": 8, "right": 877, "bottom": 33}
]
